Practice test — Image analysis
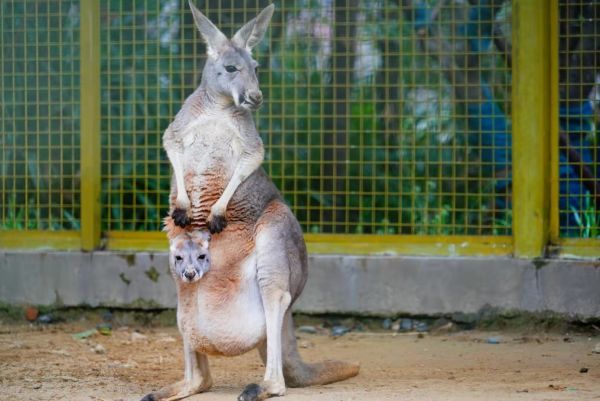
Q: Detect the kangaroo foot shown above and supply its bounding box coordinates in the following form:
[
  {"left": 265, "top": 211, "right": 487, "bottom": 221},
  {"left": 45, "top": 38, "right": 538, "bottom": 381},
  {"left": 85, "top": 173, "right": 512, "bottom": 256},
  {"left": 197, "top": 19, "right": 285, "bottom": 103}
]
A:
[
  {"left": 237, "top": 381, "right": 285, "bottom": 401},
  {"left": 207, "top": 213, "right": 227, "bottom": 234},
  {"left": 171, "top": 208, "right": 191, "bottom": 228},
  {"left": 237, "top": 383, "right": 267, "bottom": 401},
  {"left": 141, "top": 378, "right": 212, "bottom": 401}
]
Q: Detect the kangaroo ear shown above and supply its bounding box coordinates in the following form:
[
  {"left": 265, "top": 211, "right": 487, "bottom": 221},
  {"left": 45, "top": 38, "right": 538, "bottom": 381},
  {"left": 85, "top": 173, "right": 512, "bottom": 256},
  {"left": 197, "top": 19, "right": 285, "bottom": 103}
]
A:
[
  {"left": 189, "top": 0, "right": 228, "bottom": 59},
  {"left": 231, "top": 4, "right": 274, "bottom": 51}
]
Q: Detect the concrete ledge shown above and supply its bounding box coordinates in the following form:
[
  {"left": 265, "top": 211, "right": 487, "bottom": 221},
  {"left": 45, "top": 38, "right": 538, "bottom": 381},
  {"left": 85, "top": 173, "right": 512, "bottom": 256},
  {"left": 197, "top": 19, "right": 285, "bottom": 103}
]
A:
[{"left": 1, "top": 251, "right": 599, "bottom": 319}]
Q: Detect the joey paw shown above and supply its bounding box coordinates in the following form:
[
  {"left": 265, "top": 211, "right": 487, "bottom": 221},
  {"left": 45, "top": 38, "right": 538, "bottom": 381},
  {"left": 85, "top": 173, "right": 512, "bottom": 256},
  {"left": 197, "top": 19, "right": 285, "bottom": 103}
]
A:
[
  {"left": 172, "top": 208, "right": 191, "bottom": 228},
  {"left": 208, "top": 213, "right": 227, "bottom": 234}
]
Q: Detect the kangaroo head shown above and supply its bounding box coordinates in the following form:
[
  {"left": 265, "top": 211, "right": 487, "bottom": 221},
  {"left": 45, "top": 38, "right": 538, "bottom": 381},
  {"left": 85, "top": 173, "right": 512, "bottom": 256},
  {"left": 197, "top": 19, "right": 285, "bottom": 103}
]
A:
[
  {"left": 169, "top": 230, "right": 211, "bottom": 283},
  {"left": 189, "top": 1, "right": 274, "bottom": 111}
]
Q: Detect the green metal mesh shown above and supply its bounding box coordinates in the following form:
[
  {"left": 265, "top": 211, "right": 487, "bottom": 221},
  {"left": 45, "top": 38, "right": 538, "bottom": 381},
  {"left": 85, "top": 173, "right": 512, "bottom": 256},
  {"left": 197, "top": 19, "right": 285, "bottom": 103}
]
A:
[
  {"left": 100, "top": 0, "right": 195, "bottom": 231},
  {"left": 557, "top": 0, "right": 600, "bottom": 239},
  {"left": 99, "top": 0, "right": 513, "bottom": 236},
  {"left": 0, "top": 0, "right": 81, "bottom": 231},
  {"left": 261, "top": 1, "right": 512, "bottom": 235}
]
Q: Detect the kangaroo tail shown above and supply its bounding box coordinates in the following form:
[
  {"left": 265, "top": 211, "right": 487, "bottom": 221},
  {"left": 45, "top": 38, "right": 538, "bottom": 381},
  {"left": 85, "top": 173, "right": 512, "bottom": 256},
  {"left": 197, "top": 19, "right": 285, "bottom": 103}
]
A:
[
  {"left": 277, "top": 311, "right": 360, "bottom": 388},
  {"left": 284, "top": 357, "right": 360, "bottom": 387}
]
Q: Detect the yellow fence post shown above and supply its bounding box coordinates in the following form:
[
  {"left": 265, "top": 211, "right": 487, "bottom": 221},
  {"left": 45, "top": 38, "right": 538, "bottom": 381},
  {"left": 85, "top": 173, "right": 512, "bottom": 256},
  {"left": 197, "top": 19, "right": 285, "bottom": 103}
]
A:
[
  {"left": 511, "top": 0, "right": 551, "bottom": 258},
  {"left": 80, "top": 0, "right": 102, "bottom": 250}
]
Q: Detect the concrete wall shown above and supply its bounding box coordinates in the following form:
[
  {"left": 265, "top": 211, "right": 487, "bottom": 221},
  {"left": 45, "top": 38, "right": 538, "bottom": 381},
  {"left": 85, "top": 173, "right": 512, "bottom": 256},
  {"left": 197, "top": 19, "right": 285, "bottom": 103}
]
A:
[{"left": 1, "top": 251, "right": 599, "bottom": 319}]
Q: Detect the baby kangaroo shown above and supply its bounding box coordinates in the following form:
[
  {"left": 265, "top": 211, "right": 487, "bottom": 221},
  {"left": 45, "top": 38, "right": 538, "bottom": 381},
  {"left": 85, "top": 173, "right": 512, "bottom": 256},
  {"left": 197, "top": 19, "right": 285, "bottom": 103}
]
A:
[
  {"left": 168, "top": 230, "right": 211, "bottom": 284},
  {"left": 163, "top": 0, "right": 271, "bottom": 233}
]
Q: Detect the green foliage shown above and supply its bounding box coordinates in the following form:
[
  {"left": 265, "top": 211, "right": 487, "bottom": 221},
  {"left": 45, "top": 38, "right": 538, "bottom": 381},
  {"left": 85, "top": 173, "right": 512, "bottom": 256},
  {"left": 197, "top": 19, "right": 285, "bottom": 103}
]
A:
[
  {"left": 0, "top": 0, "right": 80, "bottom": 231},
  {"left": 570, "top": 193, "right": 599, "bottom": 238},
  {"left": 258, "top": 0, "right": 512, "bottom": 235},
  {"left": 100, "top": 0, "right": 196, "bottom": 231}
]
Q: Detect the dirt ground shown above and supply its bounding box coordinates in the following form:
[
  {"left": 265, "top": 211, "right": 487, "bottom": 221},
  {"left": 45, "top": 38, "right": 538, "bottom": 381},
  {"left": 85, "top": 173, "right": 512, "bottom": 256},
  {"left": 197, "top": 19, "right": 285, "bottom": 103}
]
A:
[{"left": 1, "top": 321, "right": 599, "bottom": 401}]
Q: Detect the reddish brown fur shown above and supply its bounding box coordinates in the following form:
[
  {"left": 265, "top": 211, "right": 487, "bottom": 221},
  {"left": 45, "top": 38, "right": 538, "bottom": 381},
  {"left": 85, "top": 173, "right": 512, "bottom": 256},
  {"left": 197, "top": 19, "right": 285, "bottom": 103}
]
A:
[
  {"left": 166, "top": 167, "right": 256, "bottom": 307},
  {"left": 254, "top": 199, "right": 289, "bottom": 233},
  {"left": 202, "top": 223, "right": 253, "bottom": 305}
]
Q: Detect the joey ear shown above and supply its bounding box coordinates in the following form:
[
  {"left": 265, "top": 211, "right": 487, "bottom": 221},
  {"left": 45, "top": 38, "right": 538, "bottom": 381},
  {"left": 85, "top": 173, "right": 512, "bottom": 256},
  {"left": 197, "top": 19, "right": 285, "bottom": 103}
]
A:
[
  {"left": 189, "top": 230, "right": 211, "bottom": 246},
  {"left": 231, "top": 4, "right": 274, "bottom": 51},
  {"left": 189, "top": 0, "right": 228, "bottom": 59},
  {"left": 168, "top": 232, "right": 187, "bottom": 250}
]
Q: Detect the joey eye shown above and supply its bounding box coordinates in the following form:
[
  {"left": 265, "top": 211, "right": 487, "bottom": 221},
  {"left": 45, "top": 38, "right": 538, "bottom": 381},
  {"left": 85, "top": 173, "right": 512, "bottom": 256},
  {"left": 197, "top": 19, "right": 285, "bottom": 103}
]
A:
[
  {"left": 198, "top": 254, "right": 206, "bottom": 260},
  {"left": 175, "top": 255, "right": 183, "bottom": 262},
  {"left": 225, "top": 65, "right": 238, "bottom": 73}
]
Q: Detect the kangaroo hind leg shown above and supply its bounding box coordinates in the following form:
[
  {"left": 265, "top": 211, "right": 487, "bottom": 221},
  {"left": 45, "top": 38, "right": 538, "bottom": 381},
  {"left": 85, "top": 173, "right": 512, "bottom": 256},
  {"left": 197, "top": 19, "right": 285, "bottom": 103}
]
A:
[
  {"left": 141, "top": 341, "right": 212, "bottom": 401},
  {"left": 238, "top": 229, "right": 292, "bottom": 401}
]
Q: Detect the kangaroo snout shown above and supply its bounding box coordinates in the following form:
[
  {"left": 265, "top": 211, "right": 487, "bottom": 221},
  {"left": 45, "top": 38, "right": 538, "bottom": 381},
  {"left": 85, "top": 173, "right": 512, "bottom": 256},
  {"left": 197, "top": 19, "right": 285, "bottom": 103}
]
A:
[
  {"left": 184, "top": 269, "right": 196, "bottom": 281},
  {"left": 241, "top": 90, "right": 263, "bottom": 110}
]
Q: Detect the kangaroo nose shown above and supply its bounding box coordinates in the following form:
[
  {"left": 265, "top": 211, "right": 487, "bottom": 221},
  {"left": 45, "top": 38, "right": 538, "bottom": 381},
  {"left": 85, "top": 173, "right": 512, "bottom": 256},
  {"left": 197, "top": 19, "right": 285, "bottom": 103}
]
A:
[
  {"left": 184, "top": 270, "right": 196, "bottom": 281},
  {"left": 249, "top": 91, "right": 262, "bottom": 105}
]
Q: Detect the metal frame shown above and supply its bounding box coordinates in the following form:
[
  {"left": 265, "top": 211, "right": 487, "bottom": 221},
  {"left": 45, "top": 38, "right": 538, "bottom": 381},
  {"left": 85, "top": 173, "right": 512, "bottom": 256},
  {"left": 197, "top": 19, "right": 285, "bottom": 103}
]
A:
[
  {"left": 511, "top": 0, "right": 551, "bottom": 258},
  {"left": 106, "top": 231, "right": 513, "bottom": 256},
  {"left": 80, "top": 0, "right": 102, "bottom": 250}
]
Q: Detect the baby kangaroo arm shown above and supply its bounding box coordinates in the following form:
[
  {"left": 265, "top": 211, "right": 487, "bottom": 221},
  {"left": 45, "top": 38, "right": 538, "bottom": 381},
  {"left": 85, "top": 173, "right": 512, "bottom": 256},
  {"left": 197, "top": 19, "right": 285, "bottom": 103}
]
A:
[{"left": 208, "top": 134, "right": 264, "bottom": 233}]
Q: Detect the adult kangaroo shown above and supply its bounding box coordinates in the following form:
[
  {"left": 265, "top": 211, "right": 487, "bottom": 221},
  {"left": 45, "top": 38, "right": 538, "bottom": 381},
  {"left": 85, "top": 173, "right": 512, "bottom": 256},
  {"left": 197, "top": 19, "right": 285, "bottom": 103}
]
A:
[{"left": 141, "top": 2, "right": 359, "bottom": 401}]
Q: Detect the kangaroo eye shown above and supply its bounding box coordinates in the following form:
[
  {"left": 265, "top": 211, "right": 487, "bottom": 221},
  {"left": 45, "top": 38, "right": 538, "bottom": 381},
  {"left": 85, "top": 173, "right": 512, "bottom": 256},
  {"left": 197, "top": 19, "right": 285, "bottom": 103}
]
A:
[
  {"left": 225, "top": 65, "right": 238, "bottom": 73},
  {"left": 198, "top": 254, "right": 206, "bottom": 260},
  {"left": 175, "top": 255, "right": 183, "bottom": 262}
]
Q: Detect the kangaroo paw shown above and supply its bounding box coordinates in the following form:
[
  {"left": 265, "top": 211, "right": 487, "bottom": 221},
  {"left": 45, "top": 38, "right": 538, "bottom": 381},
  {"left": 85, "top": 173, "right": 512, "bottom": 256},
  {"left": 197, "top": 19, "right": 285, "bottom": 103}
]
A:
[
  {"left": 171, "top": 208, "right": 191, "bottom": 228},
  {"left": 237, "top": 383, "right": 268, "bottom": 401},
  {"left": 208, "top": 213, "right": 227, "bottom": 234},
  {"left": 140, "top": 394, "right": 157, "bottom": 401}
]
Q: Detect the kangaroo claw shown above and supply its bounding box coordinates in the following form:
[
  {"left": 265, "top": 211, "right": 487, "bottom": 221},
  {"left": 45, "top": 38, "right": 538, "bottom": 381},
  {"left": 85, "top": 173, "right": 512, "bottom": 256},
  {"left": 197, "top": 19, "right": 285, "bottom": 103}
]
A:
[
  {"left": 172, "top": 208, "right": 191, "bottom": 228},
  {"left": 208, "top": 213, "right": 227, "bottom": 234},
  {"left": 238, "top": 383, "right": 267, "bottom": 401}
]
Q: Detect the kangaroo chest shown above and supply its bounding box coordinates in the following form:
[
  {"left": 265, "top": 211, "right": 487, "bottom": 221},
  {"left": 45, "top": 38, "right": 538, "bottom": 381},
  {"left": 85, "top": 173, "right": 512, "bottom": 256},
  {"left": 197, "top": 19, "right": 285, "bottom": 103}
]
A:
[{"left": 180, "top": 112, "right": 244, "bottom": 174}]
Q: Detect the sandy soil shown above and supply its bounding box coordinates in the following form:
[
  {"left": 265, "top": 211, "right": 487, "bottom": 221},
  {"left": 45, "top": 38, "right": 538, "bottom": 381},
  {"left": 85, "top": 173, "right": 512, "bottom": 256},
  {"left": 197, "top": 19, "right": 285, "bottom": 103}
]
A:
[{"left": 0, "top": 322, "right": 599, "bottom": 401}]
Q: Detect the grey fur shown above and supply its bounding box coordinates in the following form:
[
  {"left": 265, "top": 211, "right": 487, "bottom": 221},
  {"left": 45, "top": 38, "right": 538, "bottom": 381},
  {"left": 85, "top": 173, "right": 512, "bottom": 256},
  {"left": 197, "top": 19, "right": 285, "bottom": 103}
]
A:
[{"left": 164, "top": 1, "right": 272, "bottom": 233}]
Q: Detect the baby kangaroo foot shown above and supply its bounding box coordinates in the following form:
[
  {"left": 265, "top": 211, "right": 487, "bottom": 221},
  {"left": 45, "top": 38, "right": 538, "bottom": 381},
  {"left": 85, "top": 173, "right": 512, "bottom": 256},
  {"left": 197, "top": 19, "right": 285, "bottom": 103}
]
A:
[{"left": 171, "top": 208, "right": 191, "bottom": 228}]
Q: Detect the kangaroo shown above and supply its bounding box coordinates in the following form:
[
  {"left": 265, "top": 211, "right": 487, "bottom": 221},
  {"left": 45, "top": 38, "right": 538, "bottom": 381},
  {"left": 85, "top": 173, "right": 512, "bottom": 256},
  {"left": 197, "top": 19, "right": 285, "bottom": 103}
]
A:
[
  {"left": 164, "top": 1, "right": 268, "bottom": 234},
  {"left": 141, "top": 3, "right": 359, "bottom": 401}
]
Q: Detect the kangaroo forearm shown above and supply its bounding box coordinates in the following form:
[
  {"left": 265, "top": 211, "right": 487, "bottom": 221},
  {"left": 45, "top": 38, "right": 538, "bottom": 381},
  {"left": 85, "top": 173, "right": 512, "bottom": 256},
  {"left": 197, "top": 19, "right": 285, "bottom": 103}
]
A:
[
  {"left": 166, "top": 147, "right": 190, "bottom": 210},
  {"left": 211, "top": 151, "right": 263, "bottom": 216}
]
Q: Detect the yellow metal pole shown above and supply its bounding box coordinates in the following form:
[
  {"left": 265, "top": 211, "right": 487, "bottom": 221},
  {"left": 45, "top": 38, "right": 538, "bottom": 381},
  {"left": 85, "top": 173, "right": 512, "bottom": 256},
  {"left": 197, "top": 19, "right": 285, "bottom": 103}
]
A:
[
  {"left": 80, "top": 0, "right": 102, "bottom": 250},
  {"left": 512, "top": 0, "right": 551, "bottom": 258},
  {"left": 549, "top": 0, "right": 560, "bottom": 243}
]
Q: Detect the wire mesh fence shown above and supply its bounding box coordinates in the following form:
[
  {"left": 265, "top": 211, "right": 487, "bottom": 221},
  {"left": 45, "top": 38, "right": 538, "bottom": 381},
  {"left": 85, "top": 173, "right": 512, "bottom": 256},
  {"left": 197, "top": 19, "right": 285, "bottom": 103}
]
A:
[
  {"left": 1, "top": 0, "right": 598, "bottom": 252},
  {"left": 1, "top": 0, "right": 81, "bottom": 231},
  {"left": 557, "top": 0, "right": 600, "bottom": 239},
  {"left": 100, "top": 0, "right": 191, "bottom": 231},
  {"left": 98, "top": 0, "right": 513, "bottom": 236}
]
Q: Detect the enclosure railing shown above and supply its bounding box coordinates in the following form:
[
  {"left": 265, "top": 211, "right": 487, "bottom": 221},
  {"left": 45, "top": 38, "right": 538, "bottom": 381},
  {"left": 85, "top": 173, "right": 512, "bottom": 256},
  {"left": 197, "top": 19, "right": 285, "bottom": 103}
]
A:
[{"left": 1, "top": 0, "right": 598, "bottom": 258}]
